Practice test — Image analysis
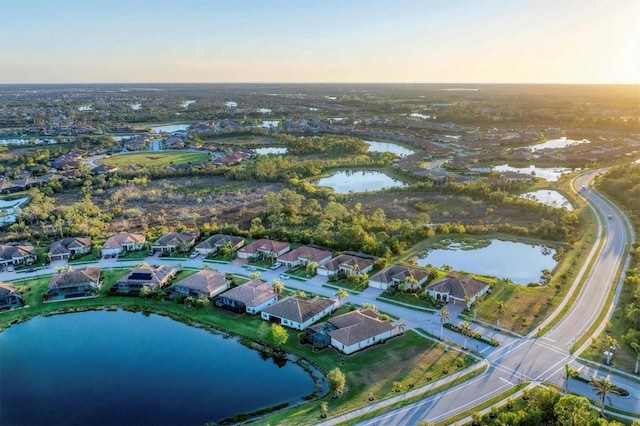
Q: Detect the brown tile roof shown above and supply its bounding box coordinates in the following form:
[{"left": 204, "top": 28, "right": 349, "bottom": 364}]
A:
[
  {"left": 278, "top": 246, "right": 332, "bottom": 263},
  {"left": 171, "top": 269, "right": 230, "bottom": 295},
  {"left": 103, "top": 233, "right": 146, "bottom": 249},
  {"left": 0, "top": 245, "right": 37, "bottom": 261},
  {"left": 239, "top": 239, "right": 289, "bottom": 255},
  {"left": 0, "top": 282, "right": 21, "bottom": 297},
  {"left": 219, "top": 279, "right": 275, "bottom": 307},
  {"left": 327, "top": 310, "right": 395, "bottom": 346},
  {"left": 426, "top": 275, "right": 489, "bottom": 300},
  {"left": 49, "top": 266, "right": 101, "bottom": 290},
  {"left": 319, "top": 254, "right": 374, "bottom": 273},
  {"left": 262, "top": 295, "right": 334, "bottom": 324}
]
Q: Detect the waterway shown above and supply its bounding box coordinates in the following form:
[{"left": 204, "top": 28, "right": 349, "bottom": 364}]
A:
[
  {"left": 0, "top": 310, "right": 315, "bottom": 426},
  {"left": 314, "top": 170, "right": 407, "bottom": 193}
]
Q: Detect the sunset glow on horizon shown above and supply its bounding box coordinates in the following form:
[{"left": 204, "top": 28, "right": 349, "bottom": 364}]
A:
[{"left": 0, "top": 0, "right": 638, "bottom": 84}]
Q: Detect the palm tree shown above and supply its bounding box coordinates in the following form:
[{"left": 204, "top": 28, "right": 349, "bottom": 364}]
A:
[
  {"left": 395, "top": 322, "right": 406, "bottom": 335},
  {"left": 362, "top": 302, "right": 378, "bottom": 311},
  {"left": 335, "top": 288, "right": 348, "bottom": 307},
  {"left": 459, "top": 321, "right": 473, "bottom": 349},
  {"left": 272, "top": 279, "right": 284, "bottom": 300},
  {"left": 306, "top": 261, "right": 319, "bottom": 276},
  {"left": 439, "top": 307, "right": 450, "bottom": 340},
  {"left": 602, "top": 335, "right": 620, "bottom": 365},
  {"left": 495, "top": 301, "right": 506, "bottom": 329},
  {"left": 249, "top": 271, "right": 261, "bottom": 280},
  {"left": 564, "top": 363, "right": 578, "bottom": 392},
  {"left": 590, "top": 376, "right": 621, "bottom": 416}
]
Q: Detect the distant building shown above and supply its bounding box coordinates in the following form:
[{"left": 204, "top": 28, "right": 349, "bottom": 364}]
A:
[
  {"left": 102, "top": 233, "right": 146, "bottom": 256},
  {"left": 113, "top": 264, "right": 179, "bottom": 294},
  {"left": 166, "top": 269, "right": 230, "bottom": 299},
  {"left": 47, "top": 267, "right": 101, "bottom": 300},
  {"left": 368, "top": 264, "right": 430, "bottom": 290},
  {"left": 151, "top": 232, "right": 197, "bottom": 254},
  {"left": 237, "top": 239, "right": 290, "bottom": 260},
  {"left": 317, "top": 254, "right": 375, "bottom": 277},
  {"left": 0, "top": 244, "right": 37, "bottom": 267},
  {"left": 49, "top": 237, "right": 92, "bottom": 261},
  {"left": 425, "top": 274, "right": 490, "bottom": 307},
  {"left": 194, "top": 234, "right": 245, "bottom": 256}
]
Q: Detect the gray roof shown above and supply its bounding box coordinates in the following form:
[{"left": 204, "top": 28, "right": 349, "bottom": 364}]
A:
[
  {"left": 49, "top": 237, "right": 92, "bottom": 255},
  {"left": 117, "top": 264, "right": 178, "bottom": 286},
  {"left": 153, "top": 232, "right": 197, "bottom": 247},
  {"left": 195, "top": 234, "right": 244, "bottom": 250},
  {"left": 219, "top": 279, "right": 275, "bottom": 307},
  {"left": 0, "top": 245, "right": 36, "bottom": 261},
  {"left": 49, "top": 267, "right": 101, "bottom": 290},
  {"left": 262, "top": 295, "right": 334, "bottom": 324},
  {"left": 170, "top": 269, "right": 230, "bottom": 295},
  {"left": 319, "top": 254, "right": 374, "bottom": 272},
  {"left": 369, "top": 264, "right": 429, "bottom": 285},
  {"left": 0, "top": 282, "right": 21, "bottom": 297},
  {"left": 327, "top": 310, "right": 395, "bottom": 346}
]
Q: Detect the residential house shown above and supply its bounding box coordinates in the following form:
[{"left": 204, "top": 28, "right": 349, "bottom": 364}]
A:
[
  {"left": 194, "top": 234, "right": 245, "bottom": 256},
  {"left": 213, "top": 151, "right": 244, "bottom": 166},
  {"left": 113, "top": 264, "right": 179, "bottom": 293},
  {"left": 306, "top": 309, "right": 399, "bottom": 354},
  {"left": 48, "top": 237, "right": 92, "bottom": 261},
  {"left": 237, "top": 239, "right": 290, "bottom": 260},
  {"left": 91, "top": 164, "right": 119, "bottom": 174},
  {"left": 0, "top": 244, "right": 37, "bottom": 267},
  {"left": 214, "top": 279, "right": 277, "bottom": 314},
  {"left": 261, "top": 295, "right": 335, "bottom": 330},
  {"left": 368, "top": 264, "right": 430, "bottom": 290},
  {"left": 277, "top": 246, "right": 332, "bottom": 269},
  {"left": 317, "top": 254, "right": 375, "bottom": 277},
  {"left": 102, "top": 233, "right": 146, "bottom": 256},
  {"left": 151, "top": 232, "right": 197, "bottom": 254},
  {"left": 166, "top": 269, "right": 231, "bottom": 299},
  {"left": 425, "top": 274, "right": 490, "bottom": 307},
  {"left": 47, "top": 266, "right": 101, "bottom": 300},
  {"left": 0, "top": 181, "right": 21, "bottom": 194},
  {"left": 500, "top": 171, "right": 533, "bottom": 182},
  {"left": 0, "top": 282, "right": 24, "bottom": 310}
]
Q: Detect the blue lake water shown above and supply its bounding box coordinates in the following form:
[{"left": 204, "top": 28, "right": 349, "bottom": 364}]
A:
[
  {"left": 255, "top": 146, "right": 288, "bottom": 155},
  {"left": 0, "top": 310, "right": 315, "bottom": 426},
  {"left": 416, "top": 239, "right": 557, "bottom": 285},
  {"left": 315, "top": 170, "right": 407, "bottom": 193},
  {"left": 365, "top": 141, "right": 415, "bottom": 156}
]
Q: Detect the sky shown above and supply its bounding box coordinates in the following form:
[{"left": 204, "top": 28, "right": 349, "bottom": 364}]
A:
[{"left": 0, "top": 0, "right": 638, "bottom": 84}]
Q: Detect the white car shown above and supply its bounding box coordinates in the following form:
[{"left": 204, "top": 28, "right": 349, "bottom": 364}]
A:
[
  {"left": 270, "top": 262, "right": 282, "bottom": 270},
  {"left": 279, "top": 274, "right": 290, "bottom": 280},
  {"left": 7, "top": 266, "right": 14, "bottom": 272},
  {"left": 189, "top": 252, "right": 199, "bottom": 259}
]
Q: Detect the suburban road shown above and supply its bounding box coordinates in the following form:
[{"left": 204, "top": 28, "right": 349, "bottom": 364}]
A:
[
  {"left": 347, "top": 170, "right": 640, "bottom": 425},
  {"left": 3, "top": 171, "right": 639, "bottom": 424}
]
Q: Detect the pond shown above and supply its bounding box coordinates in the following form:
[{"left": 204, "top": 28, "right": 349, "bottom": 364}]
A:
[
  {"left": 0, "top": 310, "right": 315, "bottom": 426},
  {"left": 255, "top": 146, "right": 288, "bottom": 155},
  {"left": 416, "top": 239, "right": 557, "bottom": 285},
  {"left": 365, "top": 140, "right": 415, "bottom": 156},
  {"left": 526, "top": 137, "right": 589, "bottom": 151},
  {"left": 150, "top": 124, "right": 190, "bottom": 133},
  {"left": 493, "top": 164, "right": 573, "bottom": 182},
  {"left": 314, "top": 170, "right": 407, "bottom": 193},
  {"left": 520, "top": 190, "right": 573, "bottom": 210}
]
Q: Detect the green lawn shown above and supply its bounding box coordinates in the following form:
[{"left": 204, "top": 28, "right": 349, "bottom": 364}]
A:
[
  {"left": 1, "top": 272, "right": 476, "bottom": 426},
  {"left": 100, "top": 151, "right": 210, "bottom": 167}
]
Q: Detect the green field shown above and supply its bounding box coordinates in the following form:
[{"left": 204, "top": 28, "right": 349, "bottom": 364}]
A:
[{"left": 100, "top": 151, "right": 210, "bottom": 167}]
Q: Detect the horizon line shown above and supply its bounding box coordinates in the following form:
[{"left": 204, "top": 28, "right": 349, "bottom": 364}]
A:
[{"left": 1, "top": 81, "right": 639, "bottom": 86}]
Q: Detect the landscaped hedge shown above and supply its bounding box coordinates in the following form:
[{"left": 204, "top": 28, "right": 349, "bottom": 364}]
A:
[{"left": 444, "top": 322, "right": 500, "bottom": 346}]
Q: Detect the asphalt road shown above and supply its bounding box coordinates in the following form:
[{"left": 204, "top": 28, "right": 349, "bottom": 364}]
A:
[
  {"left": 346, "top": 171, "right": 640, "bottom": 425},
  {"left": 3, "top": 171, "right": 638, "bottom": 424}
]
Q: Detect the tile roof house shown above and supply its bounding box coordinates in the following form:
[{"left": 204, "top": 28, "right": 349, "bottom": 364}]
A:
[
  {"left": 237, "top": 239, "right": 290, "bottom": 260},
  {"left": 0, "top": 244, "right": 37, "bottom": 267},
  {"left": 0, "top": 181, "right": 21, "bottom": 194},
  {"left": 305, "top": 309, "right": 400, "bottom": 354},
  {"left": 167, "top": 269, "right": 231, "bottom": 299},
  {"left": 151, "top": 232, "right": 197, "bottom": 253},
  {"left": 113, "top": 264, "right": 179, "bottom": 293},
  {"left": 425, "top": 274, "right": 490, "bottom": 307},
  {"left": 261, "top": 295, "right": 335, "bottom": 330},
  {"left": 277, "top": 246, "right": 333, "bottom": 268},
  {"left": 368, "top": 264, "right": 431, "bottom": 290},
  {"left": 194, "top": 234, "right": 245, "bottom": 256},
  {"left": 215, "top": 279, "right": 277, "bottom": 314},
  {"left": 317, "top": 254, "right": 375, "bottom": 277},
  {"left": 48, "top": 237, "right": 92, "bottom": 261},
  {"left": 47, "top": 266, "right": 101, "bottom": 300},
  {"left": 0, "top": 282, "right": 24, "bottom": 310},
  {"left": 102, "top": 233, "right": 147, "bottom": 256}
]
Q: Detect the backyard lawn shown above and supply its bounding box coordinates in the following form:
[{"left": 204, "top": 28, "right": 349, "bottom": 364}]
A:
[{"left": 100, "top": 151, "right": 210, "bottom": 167}]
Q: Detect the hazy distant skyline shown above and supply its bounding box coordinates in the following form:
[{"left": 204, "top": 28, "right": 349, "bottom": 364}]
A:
[{"left": 1, "top": 0, "right": 638, "bottom": 84}]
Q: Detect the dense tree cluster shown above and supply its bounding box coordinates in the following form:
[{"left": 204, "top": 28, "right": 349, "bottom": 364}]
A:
[{"left": 597, "top": 163, "right": 640, "bottom": 370}]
